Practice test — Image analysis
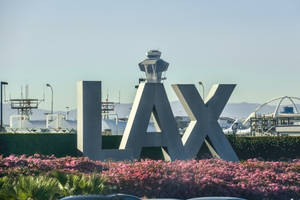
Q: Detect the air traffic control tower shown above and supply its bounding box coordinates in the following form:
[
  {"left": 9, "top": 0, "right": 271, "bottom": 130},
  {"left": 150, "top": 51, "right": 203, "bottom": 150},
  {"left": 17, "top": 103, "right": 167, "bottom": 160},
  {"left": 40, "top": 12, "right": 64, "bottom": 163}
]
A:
[{"left": 138, "top": 50, "right": 169, "bottom": 83}]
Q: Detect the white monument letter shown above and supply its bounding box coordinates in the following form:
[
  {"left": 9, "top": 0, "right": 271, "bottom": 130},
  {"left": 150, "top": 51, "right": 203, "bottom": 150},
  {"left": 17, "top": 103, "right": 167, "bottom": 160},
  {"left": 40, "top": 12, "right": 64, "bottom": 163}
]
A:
[
  {"left": 172, "top": 84, "right": 239, "bottom": 162},
  {"left": 77, "top": 81, "right": 131, "bottom": 160},
  {"left": 119, "top": 82, "right": 188, "bottom": 160}
]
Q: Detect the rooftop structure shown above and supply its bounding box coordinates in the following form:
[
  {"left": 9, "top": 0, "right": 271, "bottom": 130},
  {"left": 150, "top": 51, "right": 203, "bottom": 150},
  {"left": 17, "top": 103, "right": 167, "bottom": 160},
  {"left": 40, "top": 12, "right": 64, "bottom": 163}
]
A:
[
  {"left": 9, "top": 85, "right": 44, "bottom": 117},
  {"left": 244, "top": 96, "right": 300, "bottom": 136},
  {"left": 138, "top": 50, "right": 169, "bottom": 83}
]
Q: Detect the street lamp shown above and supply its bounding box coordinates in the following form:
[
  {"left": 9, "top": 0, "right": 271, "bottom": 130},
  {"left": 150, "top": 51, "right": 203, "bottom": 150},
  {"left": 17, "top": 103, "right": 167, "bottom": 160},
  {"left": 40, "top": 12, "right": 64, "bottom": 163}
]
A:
[
  {"left": 198, "top": 81, "right": 205, "bottom": 100},
  {"left": 46, "top": 83, "right": 53, "bottom": 120},
  {"left": 1, "top": 81, "right": 8, "bottom": 131},
  {"left": 66, "top": 106, "right": 70, "bottom": 120}
]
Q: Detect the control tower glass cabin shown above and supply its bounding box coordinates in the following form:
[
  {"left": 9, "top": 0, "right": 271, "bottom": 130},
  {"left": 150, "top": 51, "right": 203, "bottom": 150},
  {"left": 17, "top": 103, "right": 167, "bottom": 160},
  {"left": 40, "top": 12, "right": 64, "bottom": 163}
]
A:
[{"left": 138, "top": 50, "right": 169, "bottom": 83}]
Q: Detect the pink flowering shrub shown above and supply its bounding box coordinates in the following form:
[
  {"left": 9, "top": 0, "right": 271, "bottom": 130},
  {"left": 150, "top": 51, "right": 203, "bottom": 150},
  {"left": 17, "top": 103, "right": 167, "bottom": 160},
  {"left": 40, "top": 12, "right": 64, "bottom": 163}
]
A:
[
  {"left": 0, "top": 154, "right": 107, "bottom": 175},
  {"left": 104, "top": 159, "right": 300, "bottom": 199},
  {"left": 0, "top": 155, "right": 299, "bottom": 200}
]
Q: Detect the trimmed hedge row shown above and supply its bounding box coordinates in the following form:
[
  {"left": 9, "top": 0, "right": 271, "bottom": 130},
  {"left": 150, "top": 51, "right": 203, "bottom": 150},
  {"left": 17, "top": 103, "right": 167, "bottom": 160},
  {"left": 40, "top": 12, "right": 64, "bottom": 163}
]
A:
[
  {"left": 228, "top": 136, "right": 300, "bottom": 161},
  {"left": 0, "top": 133, "right": 78, "bottom": 157},
  {"left": 0, "top": 134, "right": 299, "bottom": 160}
]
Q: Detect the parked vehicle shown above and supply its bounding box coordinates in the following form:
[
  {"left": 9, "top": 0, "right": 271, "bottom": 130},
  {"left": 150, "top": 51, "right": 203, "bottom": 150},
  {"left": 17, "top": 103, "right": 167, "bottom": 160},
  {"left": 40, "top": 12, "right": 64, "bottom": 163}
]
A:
[
  {"left": 61, "top": 194, "right": 247, "bottom": 200},
  {"left": 60, "top": 194, "right": 140, "bottom": 200}
]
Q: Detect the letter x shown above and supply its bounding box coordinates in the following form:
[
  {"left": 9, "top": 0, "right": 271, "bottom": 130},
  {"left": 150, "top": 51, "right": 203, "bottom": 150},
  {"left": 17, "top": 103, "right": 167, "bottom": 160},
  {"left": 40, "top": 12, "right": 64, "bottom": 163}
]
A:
[{"left": 172, "top": 84, "right": 239, "bottom": 162}]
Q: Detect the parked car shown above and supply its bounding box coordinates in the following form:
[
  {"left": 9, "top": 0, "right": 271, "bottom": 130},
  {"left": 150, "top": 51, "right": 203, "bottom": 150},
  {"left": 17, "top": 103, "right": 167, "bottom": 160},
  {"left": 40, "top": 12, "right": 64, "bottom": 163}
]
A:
[
  {"left": 188, "top": 197, "right": 247, "bottom": 200},
  {"left": 60, "top": 194, "right": 140, "bottom": 200},
  {"left": 61, "top": 194, "right": 247, "bottom": 200}
]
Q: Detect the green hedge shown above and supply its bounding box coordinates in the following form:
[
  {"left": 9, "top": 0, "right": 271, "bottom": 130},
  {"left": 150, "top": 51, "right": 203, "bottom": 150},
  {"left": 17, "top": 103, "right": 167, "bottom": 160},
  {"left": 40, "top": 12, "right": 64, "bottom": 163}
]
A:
[
  {"left": 228, "top": 136, "right": 300, "bottom": 161},
  {"left": 0, "top": 133, "right": 78, "bottom": 157},
  {"left": 0, "top": 134, "right": 299, "bottom": 160}
]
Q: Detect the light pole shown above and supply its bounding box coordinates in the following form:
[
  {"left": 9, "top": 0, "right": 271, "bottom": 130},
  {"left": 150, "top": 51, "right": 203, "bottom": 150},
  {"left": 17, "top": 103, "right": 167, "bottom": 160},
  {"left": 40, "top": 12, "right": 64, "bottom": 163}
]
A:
[
  {"left": 198, "top": 81, "right": 205, "bottom": 100},
  {"left": 1, "top": 81, "right": 8, "bottom": 131},
  {"left": 66, "top": 106, "right": 69, "bottom": 120},
  {"left": 46, "top": 83, "right": 53, "bottom": 120}
]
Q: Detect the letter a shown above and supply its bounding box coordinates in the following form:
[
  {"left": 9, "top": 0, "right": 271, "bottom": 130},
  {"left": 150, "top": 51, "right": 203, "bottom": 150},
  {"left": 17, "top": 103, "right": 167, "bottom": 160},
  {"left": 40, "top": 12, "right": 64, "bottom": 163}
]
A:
[{"left": 119, "top": 82, "right": 187, "bottom": 161}]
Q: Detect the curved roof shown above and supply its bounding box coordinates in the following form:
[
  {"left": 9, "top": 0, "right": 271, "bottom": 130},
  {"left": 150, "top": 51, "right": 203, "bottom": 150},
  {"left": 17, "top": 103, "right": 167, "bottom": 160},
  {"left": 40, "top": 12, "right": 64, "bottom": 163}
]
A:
[{"left": 244, "top": 96, "right": 300, "bottom": 124}]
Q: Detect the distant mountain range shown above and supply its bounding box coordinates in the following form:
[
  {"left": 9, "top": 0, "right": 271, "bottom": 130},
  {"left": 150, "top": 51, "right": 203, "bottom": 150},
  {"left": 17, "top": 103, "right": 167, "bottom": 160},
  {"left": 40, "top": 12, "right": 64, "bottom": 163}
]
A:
[{"left": 1, "top": 102, "right": 297, "bottom": 125}]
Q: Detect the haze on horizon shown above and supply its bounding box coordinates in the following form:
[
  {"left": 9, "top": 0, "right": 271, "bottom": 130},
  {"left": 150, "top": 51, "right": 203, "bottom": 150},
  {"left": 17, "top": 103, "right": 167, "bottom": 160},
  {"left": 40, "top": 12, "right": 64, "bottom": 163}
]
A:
[{"left": 1, "top": 0, "right": 300, "bottom": 111}]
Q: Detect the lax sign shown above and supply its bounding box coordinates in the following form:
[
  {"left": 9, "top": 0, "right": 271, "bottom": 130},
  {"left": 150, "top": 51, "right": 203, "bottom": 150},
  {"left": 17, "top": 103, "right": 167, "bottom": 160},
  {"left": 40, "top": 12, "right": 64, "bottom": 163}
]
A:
[{"left": 77, "top": 81, "right": 238, "bottom": 162}]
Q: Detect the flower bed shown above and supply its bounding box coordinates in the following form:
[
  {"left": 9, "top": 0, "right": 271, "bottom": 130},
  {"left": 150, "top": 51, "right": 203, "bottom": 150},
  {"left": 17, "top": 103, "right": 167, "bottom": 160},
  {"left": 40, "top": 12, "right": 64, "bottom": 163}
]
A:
[{"left": 0, "top": 154, "right": 299, "bottom": 200}]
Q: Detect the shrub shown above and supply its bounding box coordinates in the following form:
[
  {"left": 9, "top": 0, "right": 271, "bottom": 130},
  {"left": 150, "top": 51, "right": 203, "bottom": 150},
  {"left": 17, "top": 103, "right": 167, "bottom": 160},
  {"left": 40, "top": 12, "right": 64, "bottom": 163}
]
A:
[
  {"left": 103, "top": 159, "right": 300, "bottom": 199},
  {"left": 51, "top": 171, "right": 107, "bottom": 196},
  {"left": 1, "top": 134, "right": 300, "bottom": 161},
  {"left": 0, "top": 155, "right": 300, "bottom": 200},
  {"left": 0, "top": 172, "right": 107, "bottom": 200},
  {"left": 0, "top": 175, "right": 60, "bottom": 200},
  {"left": 228, "top": 136, "right": 300, "bottom": 160}
]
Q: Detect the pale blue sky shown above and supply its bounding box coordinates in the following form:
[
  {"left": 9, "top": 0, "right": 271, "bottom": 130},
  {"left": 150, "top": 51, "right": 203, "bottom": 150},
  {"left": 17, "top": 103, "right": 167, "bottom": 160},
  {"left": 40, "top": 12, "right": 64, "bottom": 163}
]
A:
[{"left": 1, "top": 0, "right": 300, "bottom": 111}]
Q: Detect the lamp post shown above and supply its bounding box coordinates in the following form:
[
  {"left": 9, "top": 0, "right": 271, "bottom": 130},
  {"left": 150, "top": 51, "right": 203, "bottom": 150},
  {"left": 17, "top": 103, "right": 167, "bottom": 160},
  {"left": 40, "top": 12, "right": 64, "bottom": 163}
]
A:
[
  {"left": 46, "top": 83, "right": 53, "bottom": 120},
  {"left": 66, "top": 106, "right": 69, "bottom": 120},
  {"left": 198, "top": 81, "right": 205, "bottom": 100},
  {"left": 1, "top": 81, "right": 8, "bottom": 131}
]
